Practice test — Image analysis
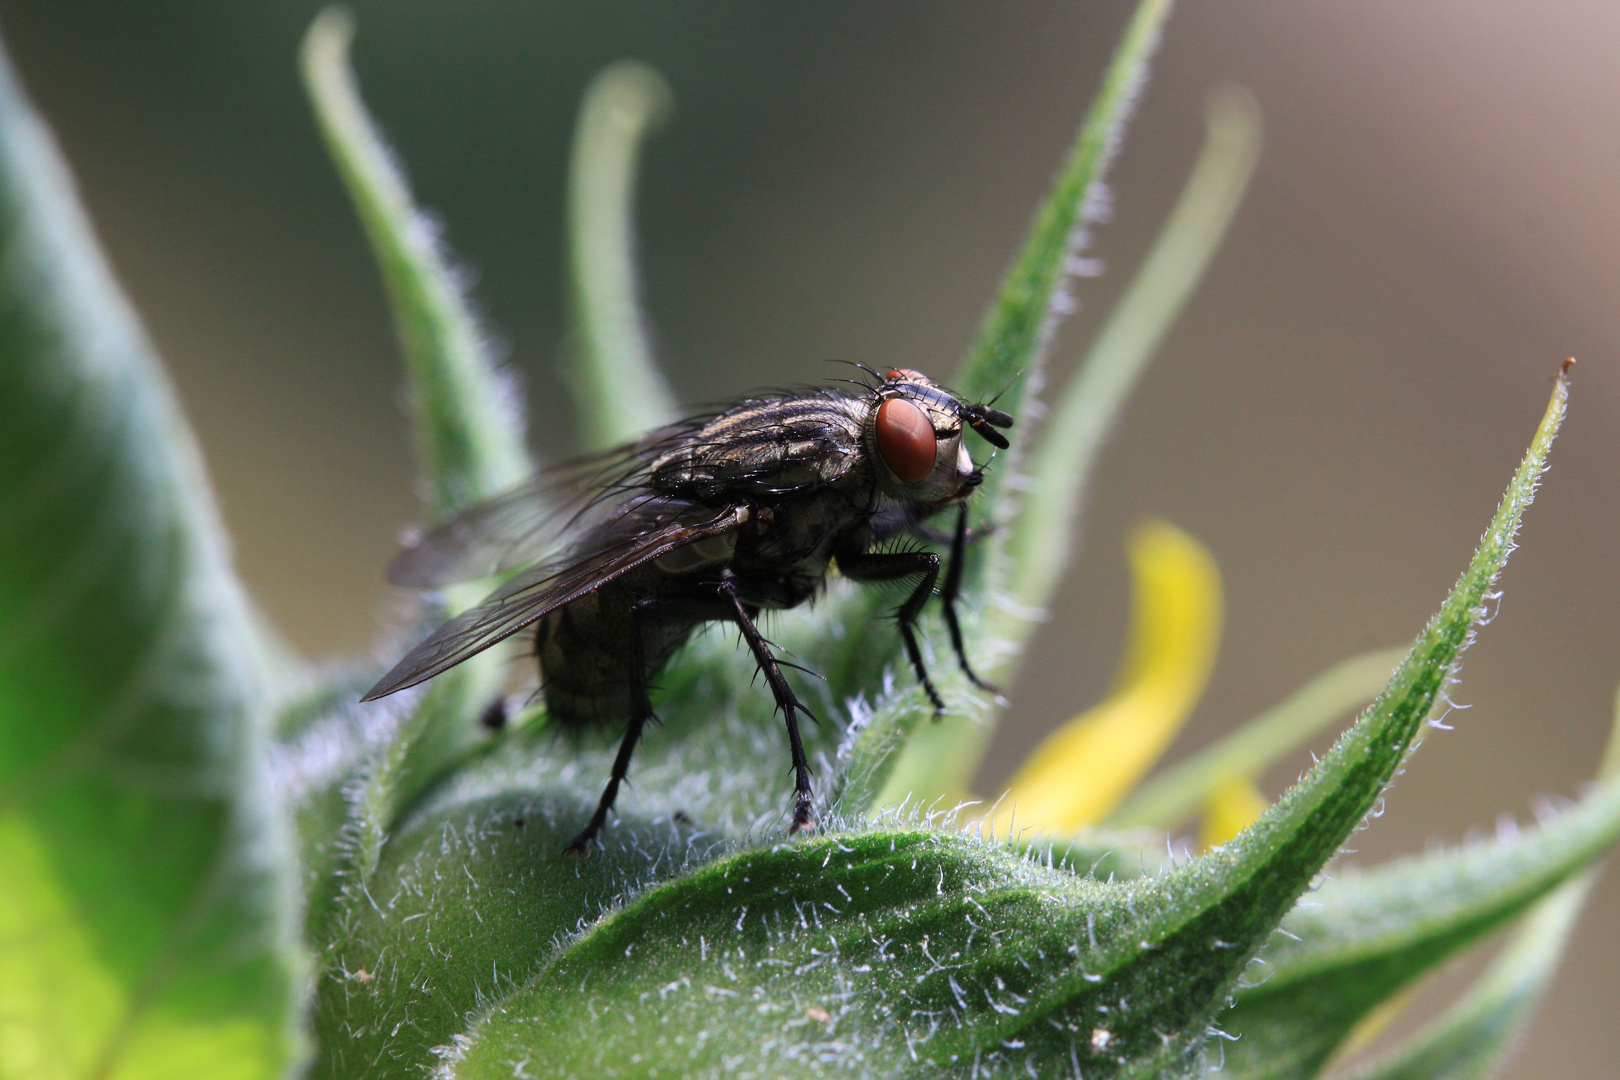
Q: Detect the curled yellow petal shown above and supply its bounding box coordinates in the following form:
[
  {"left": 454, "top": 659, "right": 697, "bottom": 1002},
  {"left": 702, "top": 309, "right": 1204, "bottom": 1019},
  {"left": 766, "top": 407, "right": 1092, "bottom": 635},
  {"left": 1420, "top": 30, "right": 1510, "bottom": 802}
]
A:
[
  {"left": 987, "top": 520, "right": 1222, "bottom": 837},
  {"left": 1198, "top": 776, "right": 1268, "bottom": 851}
]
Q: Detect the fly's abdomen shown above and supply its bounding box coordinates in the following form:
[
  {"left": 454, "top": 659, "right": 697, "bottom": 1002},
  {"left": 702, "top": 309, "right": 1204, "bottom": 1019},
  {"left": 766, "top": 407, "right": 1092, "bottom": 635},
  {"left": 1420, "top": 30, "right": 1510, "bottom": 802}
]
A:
[{"left": 535, "top": 579, "right": 694, "bottom": 730}]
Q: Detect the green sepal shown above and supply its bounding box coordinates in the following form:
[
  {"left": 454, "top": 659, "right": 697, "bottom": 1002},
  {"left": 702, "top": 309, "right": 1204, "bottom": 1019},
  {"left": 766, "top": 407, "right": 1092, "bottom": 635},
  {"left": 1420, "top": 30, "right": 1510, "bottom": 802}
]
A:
[
  {"left": 301, "top": 9, "right": 529, "bottom": 518},
  {"left": 295, "top": 7, "right": 537, "bottom": 985},
  {"left": 565, "top": 60, "right": 679, "bottom": 450}
]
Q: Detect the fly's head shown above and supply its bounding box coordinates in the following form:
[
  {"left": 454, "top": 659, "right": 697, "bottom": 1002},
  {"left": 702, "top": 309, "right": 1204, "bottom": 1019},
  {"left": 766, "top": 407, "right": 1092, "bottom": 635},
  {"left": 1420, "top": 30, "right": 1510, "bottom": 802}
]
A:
[{"left": 866, "top": 368, "right": 1014, "bottom": 506}]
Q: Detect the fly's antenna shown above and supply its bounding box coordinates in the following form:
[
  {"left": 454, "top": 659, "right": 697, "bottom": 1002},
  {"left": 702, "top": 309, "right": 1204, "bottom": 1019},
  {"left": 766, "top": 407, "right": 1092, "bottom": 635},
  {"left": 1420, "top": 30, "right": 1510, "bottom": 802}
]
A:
[{"left": 961, "top": 401, "right": 1014, "bottom": 449}]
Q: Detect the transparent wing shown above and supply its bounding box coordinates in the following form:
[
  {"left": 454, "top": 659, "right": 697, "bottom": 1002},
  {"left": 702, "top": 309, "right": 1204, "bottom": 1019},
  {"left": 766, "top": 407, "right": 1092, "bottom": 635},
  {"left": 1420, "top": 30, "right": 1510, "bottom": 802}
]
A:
[
  {"left": 387, "top": 419, "right": 710, "bottom": 588},
  {"left": 363, "top": 502, "right": 749, "bottom": 700}
]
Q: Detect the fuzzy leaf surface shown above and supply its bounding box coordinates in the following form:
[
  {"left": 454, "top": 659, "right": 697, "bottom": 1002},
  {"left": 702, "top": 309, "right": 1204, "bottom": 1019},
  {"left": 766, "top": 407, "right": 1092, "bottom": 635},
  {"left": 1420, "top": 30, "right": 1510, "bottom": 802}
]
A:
[
  {"left": 446, "top": 831, "right": 1187, "bottom": 1079},
  {"left": 0, "top": 33, "right": 302, "bottom": 1080},
  {"left": 309, "top": 791, "right": 715, "bottom": 1079}
]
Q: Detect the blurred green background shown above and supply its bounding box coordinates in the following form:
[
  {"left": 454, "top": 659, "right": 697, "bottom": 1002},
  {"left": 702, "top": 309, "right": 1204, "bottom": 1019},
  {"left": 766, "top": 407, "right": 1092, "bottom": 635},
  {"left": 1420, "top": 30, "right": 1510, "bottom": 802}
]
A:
[{"left": 3, "top": 2, "right": 1616, "bottom": 1073}]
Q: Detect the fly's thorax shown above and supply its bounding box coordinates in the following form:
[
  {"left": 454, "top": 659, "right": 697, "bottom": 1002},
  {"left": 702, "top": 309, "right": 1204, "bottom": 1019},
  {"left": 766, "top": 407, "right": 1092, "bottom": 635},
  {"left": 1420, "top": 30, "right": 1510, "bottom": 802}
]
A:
[{"left": 646, "top": 393, "right": 865, "bottom": 497}]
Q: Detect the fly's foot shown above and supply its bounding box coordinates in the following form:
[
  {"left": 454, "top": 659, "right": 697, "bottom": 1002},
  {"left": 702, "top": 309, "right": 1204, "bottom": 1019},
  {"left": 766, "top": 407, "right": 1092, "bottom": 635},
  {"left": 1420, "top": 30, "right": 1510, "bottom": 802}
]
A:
[
  {"left": 789, "top": 789, "right": 816, "bottom": 835},
  {"left": 967, "top": 671, "right": 1008, "bottom": 705}
]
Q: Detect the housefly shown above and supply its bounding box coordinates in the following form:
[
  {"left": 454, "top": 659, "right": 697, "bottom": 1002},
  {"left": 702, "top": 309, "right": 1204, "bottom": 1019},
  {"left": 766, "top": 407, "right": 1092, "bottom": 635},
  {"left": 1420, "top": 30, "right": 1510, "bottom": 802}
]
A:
[{"left": 362, "top": 367, "right": 1013, "bottom": 852}]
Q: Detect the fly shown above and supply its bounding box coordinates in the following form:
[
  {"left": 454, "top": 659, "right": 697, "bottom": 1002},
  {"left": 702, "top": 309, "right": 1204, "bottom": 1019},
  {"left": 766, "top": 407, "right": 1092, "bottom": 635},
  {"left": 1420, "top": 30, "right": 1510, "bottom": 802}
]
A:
[{"left": 362, "top": 367, "right": 1014, "bottom": 852}]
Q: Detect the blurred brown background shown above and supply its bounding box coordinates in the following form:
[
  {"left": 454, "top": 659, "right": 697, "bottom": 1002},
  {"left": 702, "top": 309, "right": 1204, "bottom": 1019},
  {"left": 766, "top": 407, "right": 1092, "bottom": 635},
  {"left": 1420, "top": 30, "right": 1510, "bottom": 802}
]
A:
[{"left": 4, "top": 1, "right": 1615, "bottom": 1072}]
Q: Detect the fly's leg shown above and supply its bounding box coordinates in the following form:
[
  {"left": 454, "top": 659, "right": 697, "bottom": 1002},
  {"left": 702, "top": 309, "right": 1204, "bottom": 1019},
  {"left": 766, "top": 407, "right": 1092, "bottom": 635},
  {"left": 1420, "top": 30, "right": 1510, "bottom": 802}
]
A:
[
  {"left": 564, "top": 594, "right": 725, "bottom": 854},
  {"left": 837, "top": 548, "right": 946, "bottom": 714},
  {"left": 716, "top": 581, "right": 816, "bottom": 833},
  {"left": 564, "top": 710, "right": 649, "bottom": 855},
  {"left": 940, "top": 503, "right": 1003, "bottom": 698}
]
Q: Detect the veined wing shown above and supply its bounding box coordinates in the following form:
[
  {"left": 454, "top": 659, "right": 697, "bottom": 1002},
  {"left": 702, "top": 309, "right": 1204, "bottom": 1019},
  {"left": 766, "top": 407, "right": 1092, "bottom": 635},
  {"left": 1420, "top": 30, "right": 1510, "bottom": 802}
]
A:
[
  {"left": 363, "top": 502, "right": 751, "bottom": 700},
  {"left": 387, "top": 418, "right": 710, "bottom": 588}
]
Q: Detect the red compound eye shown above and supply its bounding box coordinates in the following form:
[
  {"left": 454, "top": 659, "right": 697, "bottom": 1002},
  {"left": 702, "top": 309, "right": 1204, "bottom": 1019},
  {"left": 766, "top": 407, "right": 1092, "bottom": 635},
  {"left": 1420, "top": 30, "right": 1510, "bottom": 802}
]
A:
[
  {"left": 886, "top": 367, "right": 927, "bottom": 382},
  {"left": 875, "top": 397, "right": 937, "bottom": 484}
]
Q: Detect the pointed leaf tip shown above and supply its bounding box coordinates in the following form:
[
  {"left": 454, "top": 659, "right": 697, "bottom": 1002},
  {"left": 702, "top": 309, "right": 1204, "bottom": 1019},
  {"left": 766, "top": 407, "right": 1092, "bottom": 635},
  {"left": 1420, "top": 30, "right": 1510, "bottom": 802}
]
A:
[
  {"left": 1058, "top": 373, "right": 1569, "bottom": 1070},
  {"left": 302, "top": 8, "right": 530, "bottom": 516}
]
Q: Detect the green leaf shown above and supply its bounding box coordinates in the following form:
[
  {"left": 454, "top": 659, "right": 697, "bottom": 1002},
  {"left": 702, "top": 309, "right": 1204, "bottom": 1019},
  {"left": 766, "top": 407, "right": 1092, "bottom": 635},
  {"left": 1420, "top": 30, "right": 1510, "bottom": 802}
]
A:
[
  {"left": 880, "top": 72, "right": 1262, "bottom": 808},
  {"left": 427, "top": 374, "right": 1568, "bottom": 1078},
  {"left": 440, "top": 830, "right": 1144, "bottom": 1078},
  {"left": 0, "top": 32, "right": 303, "bottom": 1080},
  {"left": 302, "top": 9, "right": 529, "bottom": 518},
  {"left": 1220, "top": 772, "right": 1620, "bottom": 1077},
  {"left": 307, "top": 790, "right": 711, "bottom": 1079},
  {"left": 1221, "top": 661, "right": 1620, "bottom": 1079},
  {"left": 565, "top": 61, "right": 679, "bottom": 450},
  {"left": 1106, "top": 645, "right": 1406, "bottom": 831},
  {"left": 1335, "top": 874, "right": 1595, "bottom": 1080},
  {"left": 296, "top": 7, "right": 530, "bottom": 979}
]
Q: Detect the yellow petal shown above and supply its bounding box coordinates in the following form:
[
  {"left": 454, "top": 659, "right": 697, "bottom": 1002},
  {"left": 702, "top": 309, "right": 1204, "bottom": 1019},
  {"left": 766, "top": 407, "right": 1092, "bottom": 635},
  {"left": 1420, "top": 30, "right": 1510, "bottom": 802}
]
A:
[
  {"left": 1198, "top": 776, "right": 1269, "bottom": 851},
  {"left": 987, "top": 520, "right": 1222, "bottom": 837}
]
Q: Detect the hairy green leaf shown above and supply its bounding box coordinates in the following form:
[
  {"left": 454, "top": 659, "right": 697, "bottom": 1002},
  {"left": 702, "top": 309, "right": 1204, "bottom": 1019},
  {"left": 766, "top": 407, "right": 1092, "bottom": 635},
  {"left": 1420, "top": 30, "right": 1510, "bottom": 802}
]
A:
[
  {"left": 566, "top": 61, "right": 679, "bottom": 450},
  {"left": 0, "top": 34, "right": 303, "bottom": 1079},
  {"left": 1096, "top": 368, "right": 1563, "bottom": 1072},
  {"left": 1220, "top": 666, "right": 1620, "bottom": 1079},
  {"left": 302, "top": 9, "right": 529, "bottom": 518},
  {"left": 309, "top": 791, "right": 713, "bottom": 1079},
  {"left": 441, "top": 830, "right": 1165, "bottom": 1078},
  {"left": 1221, "top": 776, "right": 1620, "bottom": 1077}
]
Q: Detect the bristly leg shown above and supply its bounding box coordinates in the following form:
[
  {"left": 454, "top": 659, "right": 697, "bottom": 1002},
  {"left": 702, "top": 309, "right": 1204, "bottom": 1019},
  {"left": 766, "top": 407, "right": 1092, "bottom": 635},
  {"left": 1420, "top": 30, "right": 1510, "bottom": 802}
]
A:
[
  {"left": 837, "top": 546, "right": 947, "bottom": 713},
  {"left": 717, "top": 582, "right": 815, "bottom": 832},
  {"left": 564, "top": 594, "right": 722, "bottom": 854},
  {"left": 940, "top": 503, "right": 1003, "bottom": 699}
]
